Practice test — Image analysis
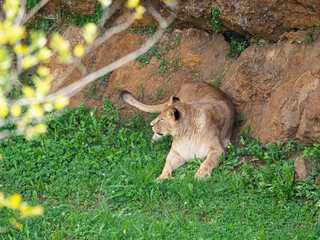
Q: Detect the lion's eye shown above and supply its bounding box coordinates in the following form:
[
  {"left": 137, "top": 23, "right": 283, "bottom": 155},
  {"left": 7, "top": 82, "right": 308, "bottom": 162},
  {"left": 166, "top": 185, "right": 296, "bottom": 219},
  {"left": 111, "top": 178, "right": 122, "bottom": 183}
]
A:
[{"left": 159, "top": 117, "right": 163, "bottom": 121}]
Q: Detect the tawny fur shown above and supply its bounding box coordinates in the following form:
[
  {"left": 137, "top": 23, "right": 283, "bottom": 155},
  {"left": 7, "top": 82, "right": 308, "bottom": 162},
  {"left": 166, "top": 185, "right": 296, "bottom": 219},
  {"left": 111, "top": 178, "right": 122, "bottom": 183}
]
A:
[{"left": 121, "top": 82, "right": 235, "bottom": 180}]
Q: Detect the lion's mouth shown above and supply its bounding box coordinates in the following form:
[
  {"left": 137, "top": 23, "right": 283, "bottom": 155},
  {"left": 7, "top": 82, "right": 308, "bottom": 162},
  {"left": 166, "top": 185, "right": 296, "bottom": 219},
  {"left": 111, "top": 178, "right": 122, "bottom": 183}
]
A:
[{"left": 156, "top": 132, "right": 163, "bottom": 136}]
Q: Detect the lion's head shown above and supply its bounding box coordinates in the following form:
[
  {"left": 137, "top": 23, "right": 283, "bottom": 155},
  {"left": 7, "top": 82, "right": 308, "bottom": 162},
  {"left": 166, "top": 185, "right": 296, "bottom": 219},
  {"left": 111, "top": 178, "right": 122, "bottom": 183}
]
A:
[{"left": 150, "top": 107, "right": 181, "bottom": 141}]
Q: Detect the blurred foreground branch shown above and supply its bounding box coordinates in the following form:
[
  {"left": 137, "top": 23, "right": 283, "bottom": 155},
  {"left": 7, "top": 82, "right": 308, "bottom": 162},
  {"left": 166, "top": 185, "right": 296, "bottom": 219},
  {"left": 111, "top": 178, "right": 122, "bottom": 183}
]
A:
[{"left": 0, "top": 0, "right": 178, "bottom": 139}]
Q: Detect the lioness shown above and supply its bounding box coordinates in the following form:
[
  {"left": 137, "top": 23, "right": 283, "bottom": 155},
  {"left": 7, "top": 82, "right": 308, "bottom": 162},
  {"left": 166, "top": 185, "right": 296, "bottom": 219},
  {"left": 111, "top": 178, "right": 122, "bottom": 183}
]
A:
[{"left": 121, "top": 82, "right": 235, "bottom": 180}]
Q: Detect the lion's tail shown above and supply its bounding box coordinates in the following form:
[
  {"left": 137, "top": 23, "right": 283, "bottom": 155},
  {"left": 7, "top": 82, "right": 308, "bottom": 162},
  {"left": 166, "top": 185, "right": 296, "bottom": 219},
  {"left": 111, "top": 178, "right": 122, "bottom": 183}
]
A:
[{"left": 121, "top": 90, "right": 172, "bottom": 113}]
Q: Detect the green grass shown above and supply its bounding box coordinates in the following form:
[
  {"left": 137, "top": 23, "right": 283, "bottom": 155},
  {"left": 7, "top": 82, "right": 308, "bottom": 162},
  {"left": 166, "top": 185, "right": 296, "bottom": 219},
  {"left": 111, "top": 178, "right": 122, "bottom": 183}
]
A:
[
  {"left": 26, "top": 0, "right": 42, "bottom": 10},
  {"left": 224, "top": 31, "right": 250, "bottom": 59},
  {"left": 1, "top": 100, "right": 320, "bottom": 239},
  {"left": 128, "top": 26, "right": 157, "bottom": 36},
  {"left": 305, "top": 28, "right": 320, "bottom": 46},
  {"left": 80, "top": 72, "right": 111, "bottom": 101},
  {"left": 209, "top": 7, "right": 221, "bottom": 33}
]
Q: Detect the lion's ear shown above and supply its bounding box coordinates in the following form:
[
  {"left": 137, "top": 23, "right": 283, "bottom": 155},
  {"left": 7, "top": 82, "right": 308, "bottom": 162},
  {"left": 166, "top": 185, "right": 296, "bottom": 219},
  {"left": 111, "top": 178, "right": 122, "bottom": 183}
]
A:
[
  {"left": 169, "top": 95, "right": 180, "bottom": 104},
  {"left": 167, "top": 107, "right": 180, "bottom": 120}
]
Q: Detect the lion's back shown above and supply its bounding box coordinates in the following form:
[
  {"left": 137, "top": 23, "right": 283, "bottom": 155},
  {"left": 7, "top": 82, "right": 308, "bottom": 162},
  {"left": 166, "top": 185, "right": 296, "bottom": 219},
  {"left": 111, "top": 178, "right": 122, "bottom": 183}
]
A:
[{"left": 176, "top": 82, "right": 229, "bottom": 103}]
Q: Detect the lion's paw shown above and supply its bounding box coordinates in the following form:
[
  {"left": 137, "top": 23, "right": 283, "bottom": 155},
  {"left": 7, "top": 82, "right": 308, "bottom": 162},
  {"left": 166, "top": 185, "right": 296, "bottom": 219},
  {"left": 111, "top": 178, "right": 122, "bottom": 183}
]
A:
[
  {"left": 158, "top": 171, "right": 172, "bottom": 180},
  {"left": 194, "top": 169, "right": 210, "bottom": 181},
  {"left": 157, "top": 171, "right": 172, "bottom": 183}
]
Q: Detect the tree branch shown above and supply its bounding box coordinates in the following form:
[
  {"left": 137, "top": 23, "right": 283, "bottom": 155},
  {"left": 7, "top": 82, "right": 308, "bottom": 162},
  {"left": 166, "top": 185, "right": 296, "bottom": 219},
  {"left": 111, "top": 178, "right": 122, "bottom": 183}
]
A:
[{"left": 21, "top": 0, "right": 51, "bottom": 25}]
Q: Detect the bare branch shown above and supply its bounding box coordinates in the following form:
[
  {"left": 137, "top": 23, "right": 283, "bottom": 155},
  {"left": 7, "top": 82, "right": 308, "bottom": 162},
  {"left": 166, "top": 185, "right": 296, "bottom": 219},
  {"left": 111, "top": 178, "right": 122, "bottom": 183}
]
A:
[
  {"left": 1, "top": 1, "right": 180, "bottom": 140},
  {"left": 48, "top": 10, "right": 176, "bottom": 100},
  {"left": 57, "top": 13, "right": 136, "bottom": 89},
  {"left": 97, "top": 0, "right": 125, "bottom": 28},
  {"left": 21, "top": 0, "right": 51, "bottom": 25},
  {"left": 90, "top": 14, "right": 136, "bottom": 55},
  {"left": 14, "top": 0, "right": 27, "bottom": 25},
  {"left": 9, "top": 7, "right": 176, "bottom": 107}
]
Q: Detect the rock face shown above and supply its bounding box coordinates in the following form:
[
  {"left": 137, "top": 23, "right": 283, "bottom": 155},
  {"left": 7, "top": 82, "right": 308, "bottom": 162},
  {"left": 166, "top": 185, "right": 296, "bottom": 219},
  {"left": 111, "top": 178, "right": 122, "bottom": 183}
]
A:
[
  {"left": 37, "top": 0, "right": 98, "bottom": 18},
  {"left": 37, "top": 0, "right": 320, "bottom": 41},
  {"left": 221, "top": 37, "right": 320, "bottom": 144},
  {"left": 213, "top": 0, "right": 320, "bottom": 41}
]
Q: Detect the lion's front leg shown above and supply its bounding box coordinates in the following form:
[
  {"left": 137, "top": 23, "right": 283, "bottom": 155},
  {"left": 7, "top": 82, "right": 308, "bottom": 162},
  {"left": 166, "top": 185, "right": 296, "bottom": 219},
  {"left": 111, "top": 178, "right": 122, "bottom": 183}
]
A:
[
  {"left": 195, "top": 146, "right": 225, "bottom": 180},
  {"left": 158, "top": 149, "right": 186, "bottom": 179}
]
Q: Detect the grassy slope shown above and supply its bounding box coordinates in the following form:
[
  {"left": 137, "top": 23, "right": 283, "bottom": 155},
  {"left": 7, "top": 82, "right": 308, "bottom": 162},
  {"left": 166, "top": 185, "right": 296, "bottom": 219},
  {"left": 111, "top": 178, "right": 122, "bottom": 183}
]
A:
[{"left": 0, "top": 100, "right": 319, "bottom": 239}]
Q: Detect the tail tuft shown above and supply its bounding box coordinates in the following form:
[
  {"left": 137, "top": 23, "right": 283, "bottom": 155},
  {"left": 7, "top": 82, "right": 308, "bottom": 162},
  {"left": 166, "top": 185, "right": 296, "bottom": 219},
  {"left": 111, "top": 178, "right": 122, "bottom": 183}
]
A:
[{"left": 120, "top": 90, "right": 131, "bottom": 100}]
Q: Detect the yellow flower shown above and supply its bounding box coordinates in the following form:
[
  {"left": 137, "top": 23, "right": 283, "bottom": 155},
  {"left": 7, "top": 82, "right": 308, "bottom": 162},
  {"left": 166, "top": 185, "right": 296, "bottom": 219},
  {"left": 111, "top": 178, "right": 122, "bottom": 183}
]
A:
[
  {"left": 0, "top": 154, "right": 2, "bottom": 161},
  {"left": 50, "top": 33, "right": 71, "bottom": 62},
  {"left": 13, "top": 44, "right": 28, "bottom": 55},
  {"left": 84, "top": 23, "right": 97, "bottom": 35},
  {"left": 34, "top": 76, "right": 51, "bottom": 96},
  {"left": 135, "top": 5, "right": 145, "bottom": 14},
  {"left": 20, "top": 205, "right": 44, "bottom": 217},
  {"left": 73, "top": 44, "right": 85, "bottom": 57},
  {"left": 23, "top": 112, "right": 31, "bottom": 124},
  {"left": 29, "top": 104, "right": 44, "bottom": 118},
  {"left": 126, "top": 0, "right": 139, "bottom": 9},
  {"left": 54, "top": 96, "right": 69, "bottom": 110},
  {"left": 0, "top": 48, "right": 12, "bottom": 73},
  {"left": 37, "top": 66, "right": 50, "bottom": 77},
  {"left": 22, "top": 86, "right": 35, "bottom": 98},
  {"left": 134, "top": 5, "right": 145, "bottom": 20},
  {"left": 0, "top": 107, "right": 8, "bottom": 118},
  {"left": 10, "top": 104, "right": 21, "bottom": 117},
  {"left": 0, "top": 98, "right": 8, "bottom": 118},
  {"left": 98, "top": 0, "right": 112, "bottom": 7},
  {"left": 43, "top": 103, "right": 53, "bottom": 112},
  {"left": 3, "top": 0, "right": 20, "bottom": 20},
  {"left": 25, "top": 126, "right": 36, "bottom": 140},
  {"left": 37, "top": 47, "right": 52, "bottom": 61},
  {"left": 134, "top": 12, "right": 143, "bottom": 20},
  {"left": 6, "top": 26, "right": 25, "bottom": 44},
  {"left": 44, "top": 74, "right": 53, "bottom": 83},
  {"left": 34, "top": 123, "right": 47, "bottom": 134},
  {"left": 30, "top": 31, "right": 47, "bottom": 49},
  {"left": 18, "top": 202, "right": 28, "bottom": 211},
  {"left": 8, "top": 193, "right": 22, "bottom": 209},
  {"left": 22, "top": 55, "right": 39, "bottom": 69},
  {"left": 10, "top": 218, "right": 22, "bottom": 230},
  {"left": 0, "top": 31, "right": 8, "bottom": 44},
  {"left": 83, "top": 23, "right": 97, "bottom": 44}
]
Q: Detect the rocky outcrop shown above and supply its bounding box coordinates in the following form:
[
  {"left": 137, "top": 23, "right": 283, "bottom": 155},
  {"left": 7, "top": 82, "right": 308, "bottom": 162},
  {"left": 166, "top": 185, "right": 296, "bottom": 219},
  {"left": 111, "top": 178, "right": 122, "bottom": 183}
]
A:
[
  {"left": 36, "top": 0, "right": 320, "bottom": 41},
  {"left": 221, "top": 37, "right": 320, "bottom": 144},
  {"left": 38, "top": 0, "right": 98, "bottom": 18},
  {"left": 213, "top": 0, "right": 320, "bottom": 41}
]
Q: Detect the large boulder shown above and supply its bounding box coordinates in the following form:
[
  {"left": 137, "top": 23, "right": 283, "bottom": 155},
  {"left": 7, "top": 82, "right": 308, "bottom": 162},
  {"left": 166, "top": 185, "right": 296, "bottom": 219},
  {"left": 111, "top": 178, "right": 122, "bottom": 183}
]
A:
[
  {"left": 294, "top": 157, "right": 314, "bottom": 181},
  {"left": 213, "top": 0, "right": 320, "bottom": 41},
  {"left": 221, "top": 36, "right": 320, "bottom": 144}
]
